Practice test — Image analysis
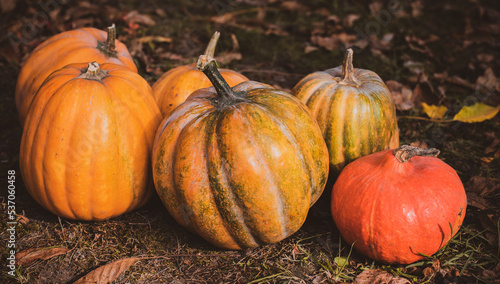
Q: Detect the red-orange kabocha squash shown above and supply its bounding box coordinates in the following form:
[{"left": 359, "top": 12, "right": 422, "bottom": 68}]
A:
[
  {"left": 331, "top": 145, "right": 467, "bottom": 264},
  {"left": 292, "top": 48, "right": 399, "bottom": 176},
  {"left": 152, "top": 31, "right": 248, "bottom": 118},
  {"left": 20, "top": 62, "right": 162, "bottom": 221},
  {"left": 16, "top": 24, "right": 137, "bottom": 126},
  {"left": 152, "top": 54, "right": 329, "bottom": 250}
]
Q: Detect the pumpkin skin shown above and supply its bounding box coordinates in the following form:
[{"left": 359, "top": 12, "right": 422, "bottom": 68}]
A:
[
  {"left": 16, "top": 25, "right": 137, "bottom": 126},
  {"left": 152, "top": 31, "right": 248, "bottom": 118},
  {"left": 292, "top": 49, "right": 399, "bottom": 175},
  {"left": 152, "top": 55, "right": 329, "bottom": 250},
  {"left": 331, "top": 145, "right": 467, "bottom": 264},
  {"left": 20, "top": 62, "right": 162, "bottom": 221}
]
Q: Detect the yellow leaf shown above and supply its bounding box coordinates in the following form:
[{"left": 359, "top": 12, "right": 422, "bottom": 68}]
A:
[
  {"left": 422, "top": 103, "right": 448, "bottom": 120},
  {"left": 453, "top": 103, "right": 500, "bottom": 123}
]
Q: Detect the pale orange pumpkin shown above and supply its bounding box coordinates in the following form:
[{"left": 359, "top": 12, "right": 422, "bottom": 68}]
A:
[
  {"left": 20, "top": 62, "right": 161, "bottom": 221},
  {"left": 16, "top": 24, "right": 137, "bottom": 126},
  {"left": 152, "top": 31, "right": 248, "bottom": 118}
]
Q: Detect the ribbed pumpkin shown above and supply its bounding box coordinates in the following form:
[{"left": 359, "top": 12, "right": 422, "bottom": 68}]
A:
[
  {"left": 331, "top": 145, "right": 467, "bottom": 264},
  {"left": 152, "top": 31, "right": 248, "bottom": 118},
  {"left": 292, "top": 48, "right": 399, "bottom": 175},
  {"left": 152, "top": 54, "right": 329, "bottom": 250},
  {"left": 16, "top": 24, "right": 137, "bottom": 126},
  {"left": 20, "top": 62, "right": 162, "bottom": 221}
]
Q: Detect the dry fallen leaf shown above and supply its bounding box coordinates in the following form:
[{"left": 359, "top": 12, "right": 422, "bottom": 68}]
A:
[
  {"left": 73, "top": 257, "right": 142, "bottom": 284},
  {"left": 386, "top": 80, "right": 415, "bottom": 111},
  {"left": 136, "top": 36, "right": 172, "bottom": 43},
  {"left": 466, "top": 192, "right": 490, "bottom": 211},
  {"left": 476, "top": 68, "right": 500, "bottom": 93},
  {"left": 123, "top": 10, "right": 156, "bottom": 26},
  {"left": 0, "top": 0, "right": 16, "bottom": 13},
  {"left": 410, "top": 141, "right": 429, "bottom": 149},
  {"left": 16, "top": 247, "right": 69, "bottom": 267},
  {"left": 422, "top": 103, "right": 448, "bottom": 120},
  {"left": 466, "top": 175, "right": 500, "bottom": 197},
  {"left": 452, "top": 103, "right": 500, "bottom": 123},
  {"left": 354, "top": 269, "right": 411, "bottom": 284}
]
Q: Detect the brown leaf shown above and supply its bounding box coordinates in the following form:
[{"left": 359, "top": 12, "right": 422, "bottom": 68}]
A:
[
  {"left": 311, "top": 33, "right": 357, "bottom": 51},
  {"left": 354, "top": 269, "right": 411, "bottom": 284},
  {"left": 215, "top": 52, "right": 242, "bottom": 65},
  {"left": 123, "top": 10, "right": 156, "bottom": 26},
  {"left": 16, "top": 247, "right": 69, "bottom": 267},
  {"left": 477, "top": 53, "right": 494, "bottom": 63},
  {"left": 410, "top": 141, "right": 429, "bottom": 149},
  {"left": 73, "top": 257, "right": 141, "bottom": 284},
  {"left": 386, "top": 80, "right": 415, "bottom": 111},
  {"left": 466, "top": 176, "right": 500, "bottom": 197},
  {"left": 466, "top": 192, "right": 490, "bottom": 211},
  {"left": 0, "top": 0, "right": 16, "bottom": 13},
  {"left": 476, "top": 68, "right": 499, "bottom": 92},
  {"left": 343, "top": 14, "right": 360, "bottom": 27},
  {"left": 280, "top": 1, "right": 308, "bottom": 11}
]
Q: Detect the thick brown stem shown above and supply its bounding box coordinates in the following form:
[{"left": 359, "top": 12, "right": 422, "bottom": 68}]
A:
[
  {"left": 393, "top": 145, "right": 440, "bottom": 163},
  {"left": 97, "top": 24, "right": 118, "bottom": 58},
  {"left": 203, "top": 31, "right": 220, "bottom": 58},
  {"left": 106, "top": 23, "right": 117, "bottom": 53},
  {"left": 340, "top": 48, "right": 360, "bottom": 86},
  {"left": 197, "top": 54, "right": 239, "bottom": 108},
  {"left": 78, "top": 62, "right": 108, "bottom": 81}
]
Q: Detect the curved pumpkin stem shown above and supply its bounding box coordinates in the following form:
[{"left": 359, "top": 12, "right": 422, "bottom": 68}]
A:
[
  {"left": 340, "top": 48, "right": 360, "bottom": 87},
  {"left": 197, "top": 54, "right": 240, "bottom": 108},
  {"left": 203, "top": 31, "right": 221, "bottom": 58},
  {"left": 393, "top": 145, "right": 440, "bottom": 163}
]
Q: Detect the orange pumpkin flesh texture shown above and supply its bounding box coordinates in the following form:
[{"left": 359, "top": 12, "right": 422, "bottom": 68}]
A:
[
  {"left": 20, "top": 62, "right": 162, "bottom": 221},
  {"left": 16, "top": 24, "right": 137, "bottom": 126},
  {"left": 152, "top": 31, "right": 248, "bottom": 118},
  {"left": 292, "top": 49, "right": 399, "bottom": 174},
  {"left": 331, "top": 145, "right": 467, "bottom": 264},
  {"left": 152, "top": 54, "right": 329, "bottom": 250}
]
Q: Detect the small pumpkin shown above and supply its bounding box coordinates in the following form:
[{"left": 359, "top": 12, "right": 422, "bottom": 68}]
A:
[
  {"left": 292, "top": 48, "right": 399, "bottom": 176},
  {"left": 152, "top": 54, "right": 329, "bottom": 250},
  {"left": 20, "top": 62, "right": 162, "bottom": 221},
  {"left": 16, "top": 24, "right": 137, "bottom": 126},
  {"left": 331, "top": 145, "right": 467, "bottom": 264},
  {"left": 152, "top": 31, "right": 248, "bottom": 118}
]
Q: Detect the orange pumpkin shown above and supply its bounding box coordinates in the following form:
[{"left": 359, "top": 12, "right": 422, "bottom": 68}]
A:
[
  {"left": 16, "top": 24, "right": 137, "bottom": 126},
  {"left": 20, "top": 62, "right": 162, "bottom": 221},
  {"left": 292, "top": 49, "right": 399, "bottom": 176},
  {"left": 152, "top": 31, "right": 248, "bottom": 118},
  {"left": 331, "top": 145, "right": 467, "bottom": 264},
  {"left": 152, "top": 54, "right": 329, "bottom": 249}
]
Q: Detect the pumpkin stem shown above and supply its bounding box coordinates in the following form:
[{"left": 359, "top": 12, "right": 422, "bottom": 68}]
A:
[
  {"left": 78, "top": 62, "right": 109, "bottom": 81},
  {"left": 203, "top": 31, "right": 220, "bottom": 58},
  {"left": 340, "top": 48, "right": 360, "bottom": 87},
  {"left": 97, "top": 24, "right": 118, "bottom": 58},
  {"left": 197, "top": 54, "right": 239, "bottom": 107},
  {"left": 393, "top": 145, "right": 440, "bottom": 163},
  {"left": 106, "top": 23, "right": 117, "bottom": 53}
]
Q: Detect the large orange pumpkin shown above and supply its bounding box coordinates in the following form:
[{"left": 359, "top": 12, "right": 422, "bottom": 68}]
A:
[
  {"left": 20, "top": 62, "right": 162, "bottom": 221},
  {"left": 152, "top": 54, "right": 329, "bottom": 249},
  {"left": 152, "top": 31, "right": 248, "bottom": 118},
  {"left": 292, "top": 48, "right": 399, "bottom": 176},
  {"left": 331, "top": 145, "right": 467, "bottom": 264},
  {"left": 16, "top": 24, "right": 137, "bottom": 126}
]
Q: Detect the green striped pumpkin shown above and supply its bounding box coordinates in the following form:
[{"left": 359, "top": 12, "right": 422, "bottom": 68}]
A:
[
  {"left": 292, "top": 49, "right": 399, "bottom": 175},
  {"left": 152, "top": 54, "right": 329, "bottom": 250}
]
